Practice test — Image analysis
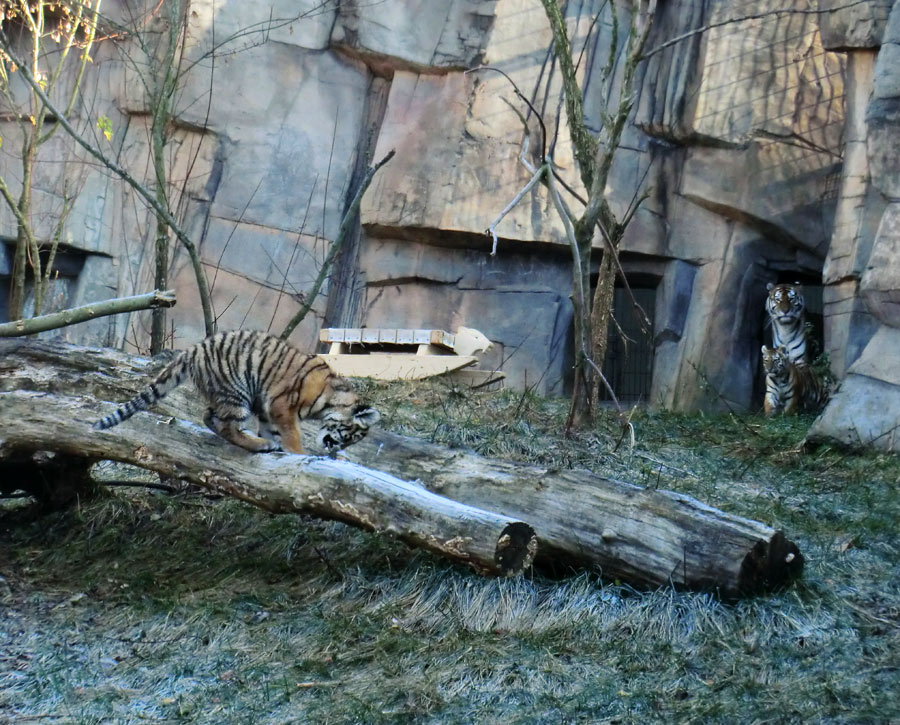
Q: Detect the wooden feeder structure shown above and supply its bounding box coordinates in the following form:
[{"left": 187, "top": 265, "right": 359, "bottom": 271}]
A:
[{"left": 319, "top": 326, "right": 504, "bottom": 388}]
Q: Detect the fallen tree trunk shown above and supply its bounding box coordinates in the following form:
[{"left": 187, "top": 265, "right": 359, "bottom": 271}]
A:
[
  {"left": 0, "top": 341, "right": 536, "bottom": 577},
  {"left": 341, "top": 432, "right": 803, "bottom": 597},
  {"left": 0, "top": 339, "right": 803, "bottom": 596}
]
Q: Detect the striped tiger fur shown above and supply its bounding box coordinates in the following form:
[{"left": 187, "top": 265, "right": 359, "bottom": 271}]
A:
[
  {"left": 762, "top": 345, "right": 829, "bottom": 417},
  {"left": 765, "top": 282, "right": 807, "bottom": 367},
  {"left": 93, "top": 330, "right": 380, "bottom": 454}
]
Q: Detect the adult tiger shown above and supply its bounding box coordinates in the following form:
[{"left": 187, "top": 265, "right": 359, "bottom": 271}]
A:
[{"left": 765, "top": 282, "right": 807, "bottom": 367}]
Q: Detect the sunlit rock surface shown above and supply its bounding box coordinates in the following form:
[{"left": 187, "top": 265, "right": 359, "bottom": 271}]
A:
[{"left": 1, "top": 0, "right": 898, "bottom": 444}]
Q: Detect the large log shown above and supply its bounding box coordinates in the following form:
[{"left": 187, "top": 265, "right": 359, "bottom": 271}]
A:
[
  {"left": 341, "top": 432, "right": 803, "bottom": 597},
  {"left": 0, "top": 340, "right": 804, "bottom": 596},
  {"left": 0, "top": 340, "right": 536, "bottom": 577}
]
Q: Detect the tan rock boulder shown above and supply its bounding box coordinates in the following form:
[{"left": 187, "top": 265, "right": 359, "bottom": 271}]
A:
[
  {"left": 807, "top": 326, "right": 900, "bottom": 451},
  {"left": 819, "top": 0, "right": 893, "bottom": 50}
]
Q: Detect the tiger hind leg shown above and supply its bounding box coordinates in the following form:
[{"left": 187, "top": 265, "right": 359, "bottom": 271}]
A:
[{"left": 203, "top": 407, "right": 281, "bottom": 453}]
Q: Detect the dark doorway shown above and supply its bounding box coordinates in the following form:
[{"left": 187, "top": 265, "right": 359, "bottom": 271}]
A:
[
  {"left": 0, "top": 242, "right": 87, "bottom": 322},
  {"left": 599, "top": 283, "right": 656, "bottom": 404}
]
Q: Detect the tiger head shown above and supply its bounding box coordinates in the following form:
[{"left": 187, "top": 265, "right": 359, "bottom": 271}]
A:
[
  {"left": 761, "top": 345, "right": 790, "bottom": 377},
  {"left": 309, "top": 373, "right": 381, "bottom": 453},
  {"left": 766, "top": 283, "right": 804, "bottom": 324},
  {"left": 316, "top": 403, "right": 381, "bottom": 452}
]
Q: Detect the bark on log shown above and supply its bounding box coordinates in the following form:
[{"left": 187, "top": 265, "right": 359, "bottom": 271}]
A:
[
  {"left": 0, "top": 340, "right": 536, "bottom": 577},
  {"left": 341, "top": 433, "right": 802, "bottom": 597},
  {"left": 0, "top": 339, "right": 804, "bottom": 596}
]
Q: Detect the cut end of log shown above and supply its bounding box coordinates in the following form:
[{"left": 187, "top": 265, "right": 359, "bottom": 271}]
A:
[
  {"left": 151, "top": 289, "right": 178, "bottom": 308},
  {"left": 738, "top": 531, "right": 804, "bottom": 597},
  {"left": 494, "top": 522, "right": 538, "bottom": 576}
]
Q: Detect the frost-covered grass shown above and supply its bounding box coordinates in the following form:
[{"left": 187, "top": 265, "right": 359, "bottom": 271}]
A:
[{"left": 2, "top": 381, "right": 898, "bottom": 723}]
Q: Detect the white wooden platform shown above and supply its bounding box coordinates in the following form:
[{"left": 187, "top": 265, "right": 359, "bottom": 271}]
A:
[{"left": 319, "top": 327, "right": 505, "bottom": 387}]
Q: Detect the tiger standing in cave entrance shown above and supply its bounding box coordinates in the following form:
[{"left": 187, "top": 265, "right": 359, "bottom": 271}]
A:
[
  {"left": 762, "top": 282, "right": 830, "bottom": 416},
  {"left": 765, "top": 282, "right": 809, "bottom": 368}
]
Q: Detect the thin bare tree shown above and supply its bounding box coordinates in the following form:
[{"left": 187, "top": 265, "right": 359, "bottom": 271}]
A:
[
  {"left": 0, "top": 1, "right": 342, "bottom": 342},
  {"left": 135, "top": 0, "right": 191, "bottom": 354},
  {"left": 111, "top": 0, "right": 342, "bottom": 351},
  {"left": 0, "top": 0, "right": 101, "bottom": 320},
  {"left": 485, "top": 0, "right": 655, "bottom": 434}
]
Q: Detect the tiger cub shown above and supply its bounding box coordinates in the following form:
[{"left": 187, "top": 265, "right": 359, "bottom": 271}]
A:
[
  {"left": 94, "top": 330, "right": 380, "bottom": 454},
  {"left": 765, "top": 282, "right": 807, "bottom": 367},
  {"left": 761, "top": 345, "right": 828, "bottom": 417}
]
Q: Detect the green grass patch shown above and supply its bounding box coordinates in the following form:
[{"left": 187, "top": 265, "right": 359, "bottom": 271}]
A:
[{"left": 2, "top": 380, "right": 898, "bottom": 723}]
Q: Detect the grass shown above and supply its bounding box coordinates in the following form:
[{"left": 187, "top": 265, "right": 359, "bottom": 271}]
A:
[{"left": 2, "top": 380, "right": 899, "bottom": 723}]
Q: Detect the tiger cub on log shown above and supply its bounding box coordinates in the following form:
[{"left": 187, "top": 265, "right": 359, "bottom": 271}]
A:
[
  {"left": 94, "top": 330, "right": 380, "bottom": 454},
  {"left": 765, "top": 282, "right": 808, "bottom": 367},
  {"left": 761, "top": 345, "right": 828, "bottom": 417}
]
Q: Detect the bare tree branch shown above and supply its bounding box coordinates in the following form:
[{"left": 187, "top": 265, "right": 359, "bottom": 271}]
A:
[
  {"left": 466, "top": 65, "right": 548, "bottom": 162},
  {"left": 280, "top": 149, "right": 395, "bottom": 340},
  {"left": 484, "top": 164, "right": 548, "bottom": 255},
  {"left": 0, "top": 290, "right": 176, "bottom": 337},
  {"left": 0, "top": 28, "right": 216, "bottom": 336}
]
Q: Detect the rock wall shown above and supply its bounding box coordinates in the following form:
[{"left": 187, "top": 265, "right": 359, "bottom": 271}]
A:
[
  {"left": 357, "top": 0, "right": 848, "bottom": 408},
  {"left": 809, "top": 0, "right": 900, "bottom": 450},
  {"left": 1, "top": 0, "right": 898, "bottom": 441}
]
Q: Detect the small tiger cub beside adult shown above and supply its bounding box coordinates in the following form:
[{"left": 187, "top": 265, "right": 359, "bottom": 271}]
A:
[
  {"left": 761, "top": 345, "right": 828, "bottom": 417},
  {"left": 93, "top": 330, "right": 380, "bottom": 454}
]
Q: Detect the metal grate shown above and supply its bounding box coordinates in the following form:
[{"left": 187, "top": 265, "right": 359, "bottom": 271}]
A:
[{"left": 599, "top": 285, "right": 656, "bottom": 404}]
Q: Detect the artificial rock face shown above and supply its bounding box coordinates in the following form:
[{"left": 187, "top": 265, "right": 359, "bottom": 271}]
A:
[
  {"left": 2, "top": 0, "right": 899, "bottom": 445},
  {"left": 810, "top": 0, "right": 900, "bottom": 450}
]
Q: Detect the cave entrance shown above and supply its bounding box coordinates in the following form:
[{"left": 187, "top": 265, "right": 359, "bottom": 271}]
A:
[{"left": 753, "top": 271, "right": 825, "bottom": 409}]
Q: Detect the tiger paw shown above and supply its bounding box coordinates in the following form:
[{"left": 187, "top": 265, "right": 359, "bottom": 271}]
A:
[{"left": 256, "top": 440, "right": 283, "bottom": 453}]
